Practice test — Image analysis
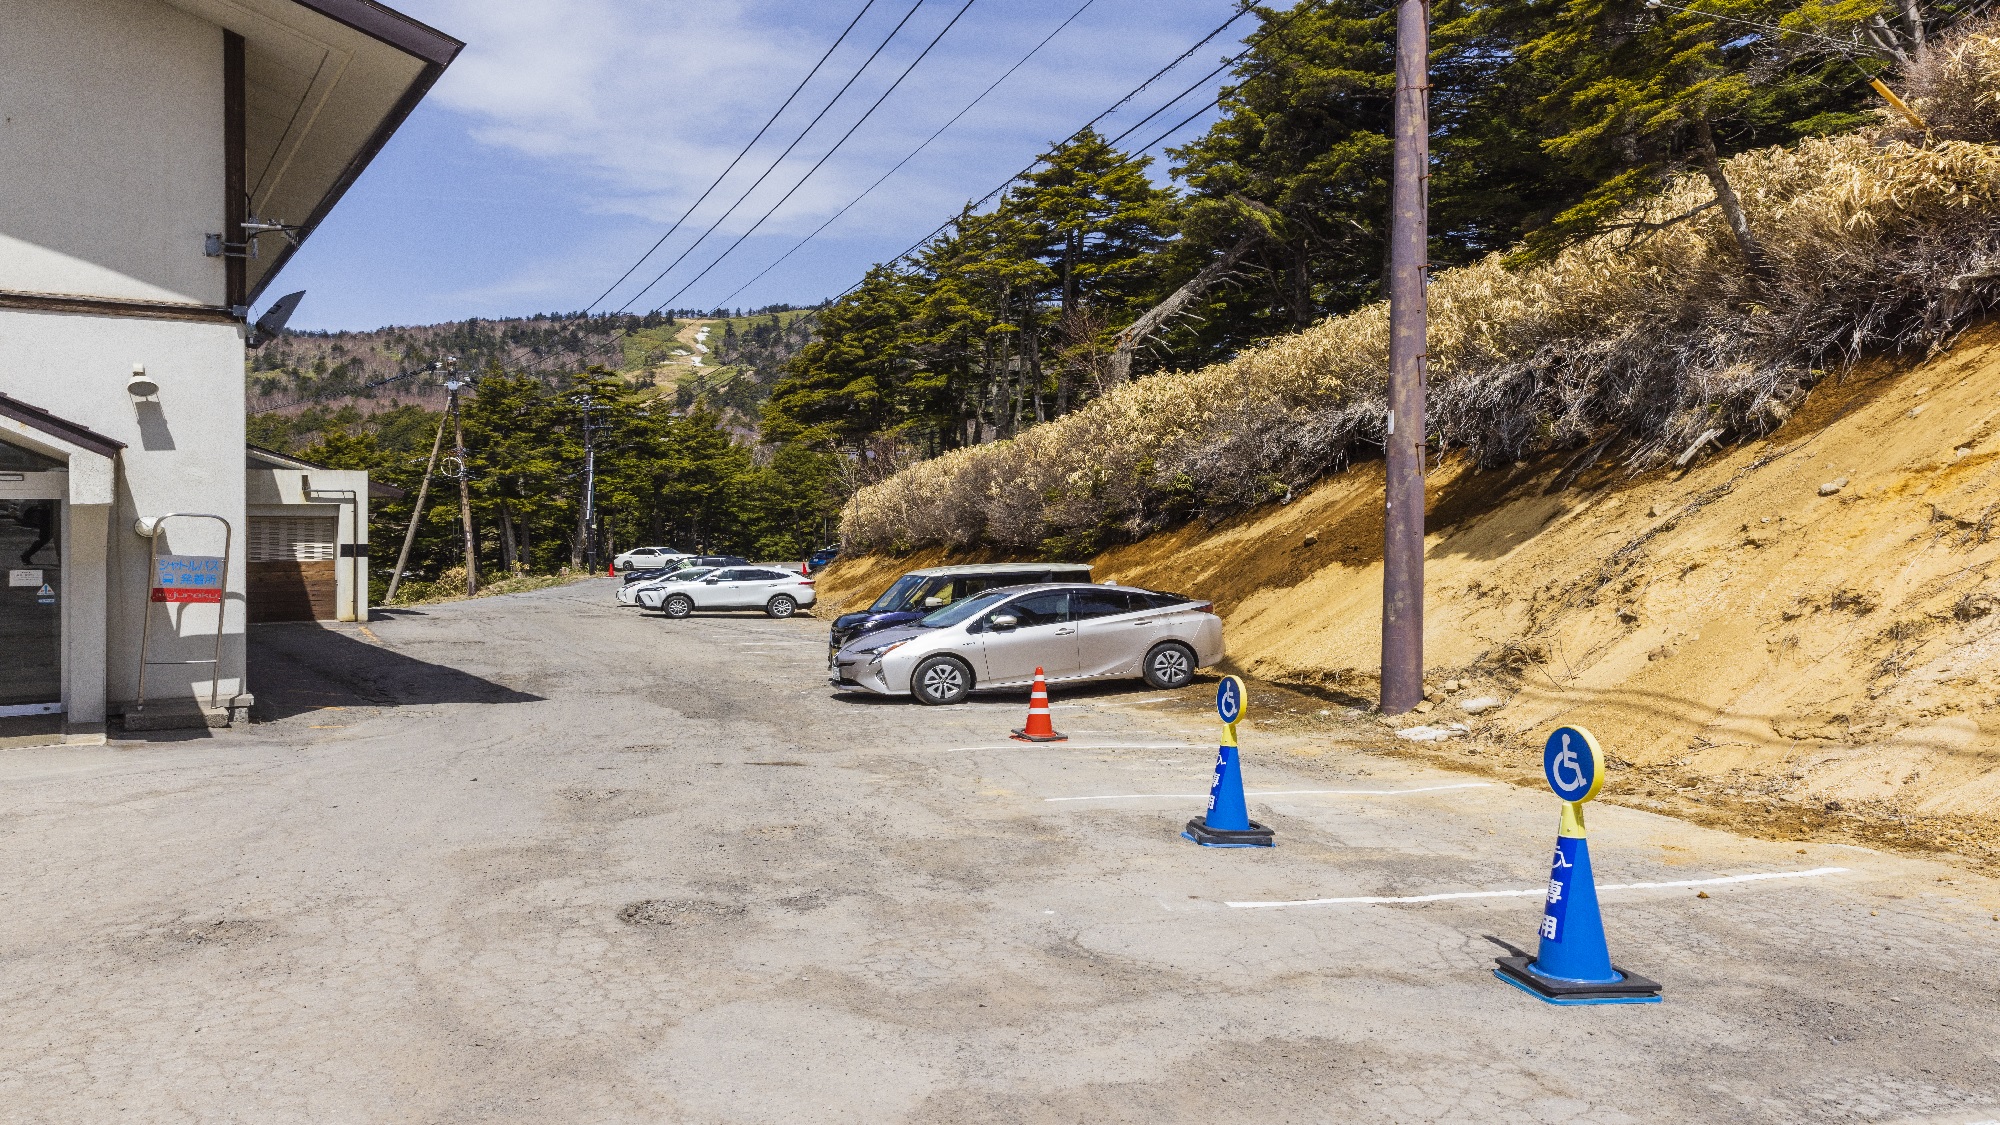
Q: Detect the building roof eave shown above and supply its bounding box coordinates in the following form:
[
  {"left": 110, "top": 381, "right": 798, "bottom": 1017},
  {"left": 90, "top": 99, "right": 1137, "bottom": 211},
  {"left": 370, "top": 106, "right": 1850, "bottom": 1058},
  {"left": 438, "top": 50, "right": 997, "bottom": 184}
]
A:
[{"left": 0, "top": 392, "right": 127, "bottom": 460}]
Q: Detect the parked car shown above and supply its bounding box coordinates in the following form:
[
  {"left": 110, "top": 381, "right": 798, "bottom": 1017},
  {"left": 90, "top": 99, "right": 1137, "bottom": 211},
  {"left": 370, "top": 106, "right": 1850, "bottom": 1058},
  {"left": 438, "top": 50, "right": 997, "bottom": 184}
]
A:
[
  {"left": 805, "top": 545, "right": 841, "bottom": 574},
  {"left": 619, "top": 566, "right": 717, "bottom": 606},
  {"left": 653, "top": 566, "right": 818, "bottom": 619},
  {"left": 613, "top": 546, "right": 687, "bottom": 573},
  {"left": 828, "top": 563, "right": 1093, "bottom": 663},
  {"left": 621, "top": 554, "right": 747, "bottom": 585},
  {"left": 829, "top": 583, "right": 1221, "bottom": 705}
]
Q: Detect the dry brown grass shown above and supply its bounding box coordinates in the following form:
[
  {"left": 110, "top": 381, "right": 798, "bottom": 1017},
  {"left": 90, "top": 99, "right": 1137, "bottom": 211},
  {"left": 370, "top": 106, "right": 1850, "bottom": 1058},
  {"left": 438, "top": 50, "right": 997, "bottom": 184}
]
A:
[{"left": 844, "top": 25, "right": 2000, "bottom": 556}]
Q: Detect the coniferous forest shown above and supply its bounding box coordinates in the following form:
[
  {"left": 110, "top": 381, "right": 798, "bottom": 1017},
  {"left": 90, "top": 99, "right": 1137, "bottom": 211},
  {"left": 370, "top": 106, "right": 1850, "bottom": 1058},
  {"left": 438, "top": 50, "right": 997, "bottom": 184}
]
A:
[{"left": 259, "top": 0, "right": 1977, "bottom": 591}]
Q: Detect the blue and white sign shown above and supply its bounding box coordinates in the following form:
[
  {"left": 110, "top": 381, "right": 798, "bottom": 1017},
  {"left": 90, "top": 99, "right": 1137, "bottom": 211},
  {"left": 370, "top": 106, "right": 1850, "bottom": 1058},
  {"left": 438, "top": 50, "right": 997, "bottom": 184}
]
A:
[
  {"left": 1216, "top": 675, "right": 1246, "bottom": 725},
  {"left": 1543, "top": 726, "right": 1605, "bottom": 804},
  {"left": 154, "top": 554, "right": 224, "bottom": 590},
  {"left": 153, "top": 554, "right": 225, "bottom": 604}
]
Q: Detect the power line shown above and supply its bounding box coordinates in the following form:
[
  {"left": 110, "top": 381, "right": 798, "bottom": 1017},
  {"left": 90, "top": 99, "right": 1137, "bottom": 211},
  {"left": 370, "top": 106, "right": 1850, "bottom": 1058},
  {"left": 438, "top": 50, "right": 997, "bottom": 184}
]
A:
[
  {"left": 623, "top": 0, "right": 981, "bottom": 314},
  {"left": 604, "top": 0, "right": 932, "bottom": 314},
  {"left": 838, "top": 0, "right": 1323, "bottom": 299},
  {"left": 582, "top": 0, "right": 883, "bottom": 313},
  {"left": 1102, "top": 45, "right": 1241, "bottom": 149},
  {"left": 713, "top": 0, "right": 1101, "bottom": 307}
]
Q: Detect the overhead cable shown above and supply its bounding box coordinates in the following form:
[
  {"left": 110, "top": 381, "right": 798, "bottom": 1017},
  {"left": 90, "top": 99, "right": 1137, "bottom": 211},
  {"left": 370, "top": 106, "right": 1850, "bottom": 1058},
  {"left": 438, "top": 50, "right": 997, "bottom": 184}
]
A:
[
  {"left": 622, "top": 0, "right": 981, "bottom": 313},
  {"left": 713, "top": 0, "right": 1100, "bottom": 307},
  {"left": 838, "top": 0, "right": 1323, "bottom": 298},
  {"left": 584, "top": 0, "right": 883, "bottom": 313},
  {"left": 606, "top": 0, "right": 931, "bottom": 313}
]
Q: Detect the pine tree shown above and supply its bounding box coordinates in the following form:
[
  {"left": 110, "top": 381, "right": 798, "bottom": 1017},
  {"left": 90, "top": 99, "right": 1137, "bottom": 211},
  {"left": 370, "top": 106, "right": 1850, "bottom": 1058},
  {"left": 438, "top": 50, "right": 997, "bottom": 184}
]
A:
[{"left": 1524, "top": 0, "right": 1889, "bottom": 275}]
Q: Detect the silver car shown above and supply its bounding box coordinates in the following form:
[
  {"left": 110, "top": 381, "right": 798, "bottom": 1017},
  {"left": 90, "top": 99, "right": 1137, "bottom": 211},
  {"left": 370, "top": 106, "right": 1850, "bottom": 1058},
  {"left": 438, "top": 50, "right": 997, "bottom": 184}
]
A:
[{"left": 829, "top": 583, "right": 1224, "bottom": 705}]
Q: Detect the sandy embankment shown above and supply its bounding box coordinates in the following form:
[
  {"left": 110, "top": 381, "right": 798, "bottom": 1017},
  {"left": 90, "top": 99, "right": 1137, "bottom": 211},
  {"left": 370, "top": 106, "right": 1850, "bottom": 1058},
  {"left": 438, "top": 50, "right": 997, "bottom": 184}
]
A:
[{"left": 817, "top": 325, "right": 2000, "bottom": 866}]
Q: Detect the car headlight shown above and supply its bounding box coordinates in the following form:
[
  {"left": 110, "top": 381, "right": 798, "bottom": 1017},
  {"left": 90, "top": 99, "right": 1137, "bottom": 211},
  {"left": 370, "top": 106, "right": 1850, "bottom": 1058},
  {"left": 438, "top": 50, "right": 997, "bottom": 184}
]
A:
[{"left": 860, "top": 639, "right": 908, "bottom": 658}]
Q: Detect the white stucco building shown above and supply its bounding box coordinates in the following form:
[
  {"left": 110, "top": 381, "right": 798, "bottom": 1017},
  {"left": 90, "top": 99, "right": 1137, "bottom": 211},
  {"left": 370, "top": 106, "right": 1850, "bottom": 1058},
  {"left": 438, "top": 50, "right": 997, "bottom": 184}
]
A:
[{"left": 0, "top": 0, "right": 459, "bottom": 745}]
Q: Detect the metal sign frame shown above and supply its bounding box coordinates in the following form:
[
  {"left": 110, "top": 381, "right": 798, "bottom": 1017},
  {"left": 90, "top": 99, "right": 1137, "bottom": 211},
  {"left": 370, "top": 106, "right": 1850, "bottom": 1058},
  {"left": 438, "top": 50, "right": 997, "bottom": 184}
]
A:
[{"left": 135, "top": 513, "right": 232, "bottom": 713}]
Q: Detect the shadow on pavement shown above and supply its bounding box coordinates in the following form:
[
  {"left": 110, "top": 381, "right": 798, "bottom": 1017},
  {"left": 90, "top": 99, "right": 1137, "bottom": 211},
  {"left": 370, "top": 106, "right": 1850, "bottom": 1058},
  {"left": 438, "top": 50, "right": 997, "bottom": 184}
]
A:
[
  {"left": 828, "top": 677, "right": 1213, "bottom": 706},
  {"left": 248, "top": 622, "right": 543, "bottom": 722}
]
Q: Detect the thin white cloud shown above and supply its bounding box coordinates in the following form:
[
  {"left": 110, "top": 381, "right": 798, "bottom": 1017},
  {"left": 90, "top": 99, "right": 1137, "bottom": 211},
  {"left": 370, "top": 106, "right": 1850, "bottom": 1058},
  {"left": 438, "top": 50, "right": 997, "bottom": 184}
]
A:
[
  {"left": 410, "top": 0, "right": 1229, "bottom": 233},
  {"left": 288, "top": 0, "right": 1257, "bottom": 324}
]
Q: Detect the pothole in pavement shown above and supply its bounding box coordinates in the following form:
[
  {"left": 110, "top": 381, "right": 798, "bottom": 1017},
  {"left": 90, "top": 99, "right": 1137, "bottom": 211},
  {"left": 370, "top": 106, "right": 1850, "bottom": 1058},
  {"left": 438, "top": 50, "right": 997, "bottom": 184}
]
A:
[{"left": 617, "top": 899, "right": 748, "bottom": 927}]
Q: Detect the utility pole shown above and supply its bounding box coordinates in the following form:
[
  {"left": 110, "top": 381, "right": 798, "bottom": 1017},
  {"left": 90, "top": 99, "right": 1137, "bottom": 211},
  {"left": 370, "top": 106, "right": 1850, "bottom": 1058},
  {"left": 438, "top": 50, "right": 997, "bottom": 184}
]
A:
[
  {"left": 450, "top": 364, "right": 478, "bottom": 597},
  {"left": 385, "top": 360, "right": 453, "bottom": 604},
  {"left": 573, "top": 395, "right": 600, "bottom": 573},
  {"left": 1381, "top": 0, "right": 1430, "bottom": 716}
]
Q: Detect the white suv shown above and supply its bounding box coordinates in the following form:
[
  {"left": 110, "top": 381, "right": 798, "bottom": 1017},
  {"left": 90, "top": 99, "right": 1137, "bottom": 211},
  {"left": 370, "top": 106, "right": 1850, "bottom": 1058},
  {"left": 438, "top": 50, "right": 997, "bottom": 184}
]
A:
[
  {"left": 653, "top": 566, "right": 817, "bottom": 619},
  {"left": 613, "top": 546, "right": 686, "bottom": 573}
]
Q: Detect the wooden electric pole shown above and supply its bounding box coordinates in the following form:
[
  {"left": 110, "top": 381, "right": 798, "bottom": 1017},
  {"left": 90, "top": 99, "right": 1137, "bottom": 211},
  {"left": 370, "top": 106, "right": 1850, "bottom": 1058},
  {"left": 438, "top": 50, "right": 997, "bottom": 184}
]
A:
[
  {"left": 451, "top": 370, "right": 478, "bottom": 597},
  {"left": 384, "top": 361, "right": 453, "bottom": 605},
  {"left": 1381, "top": 0, "right": 1430, "bottom": 715},
  {"left": 573, "top": 395, "right": 600, "bottom": 573}
]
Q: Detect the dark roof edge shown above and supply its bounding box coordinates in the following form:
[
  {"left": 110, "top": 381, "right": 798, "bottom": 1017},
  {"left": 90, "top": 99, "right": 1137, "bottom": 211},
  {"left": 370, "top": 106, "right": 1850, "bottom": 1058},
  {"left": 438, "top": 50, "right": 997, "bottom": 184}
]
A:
[
  {"left": 288, "top": 0, "right": 463, "bottom": 67},
  {"left": 246, "top": 442, "right": 328, "bottom": 470},
  {"left": 0, "top": 392, "right": 127, "bottom": 459},
  {"left": 249, "top": 1, "right": 461, "bottom": 303}
]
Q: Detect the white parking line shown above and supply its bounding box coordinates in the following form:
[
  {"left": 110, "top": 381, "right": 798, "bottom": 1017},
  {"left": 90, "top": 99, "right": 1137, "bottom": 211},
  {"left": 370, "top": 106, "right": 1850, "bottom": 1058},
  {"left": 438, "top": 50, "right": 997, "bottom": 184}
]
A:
[
  {"left": 933, "top": 743, "right": 1205, "bottom": 754},
  {"left": 1046, "top": 782, "right": 1492, "bottom": 803},
  {"left": 1225, "top": 867, "right": 1850, "bottom": 909}
]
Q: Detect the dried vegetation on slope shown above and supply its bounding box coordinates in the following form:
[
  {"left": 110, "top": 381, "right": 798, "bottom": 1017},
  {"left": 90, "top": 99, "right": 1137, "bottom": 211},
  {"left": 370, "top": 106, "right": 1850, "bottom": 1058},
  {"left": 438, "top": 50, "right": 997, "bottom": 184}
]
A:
[{"left": 843, "top": 27, "right": 2000, "bottom": 557}]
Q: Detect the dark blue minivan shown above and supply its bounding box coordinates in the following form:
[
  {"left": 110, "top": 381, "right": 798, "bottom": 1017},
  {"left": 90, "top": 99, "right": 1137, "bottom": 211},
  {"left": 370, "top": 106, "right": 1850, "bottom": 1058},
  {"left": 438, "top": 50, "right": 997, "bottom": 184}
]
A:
[{"left": 828, "top": 562, "right": 1093, "bottom": 663}]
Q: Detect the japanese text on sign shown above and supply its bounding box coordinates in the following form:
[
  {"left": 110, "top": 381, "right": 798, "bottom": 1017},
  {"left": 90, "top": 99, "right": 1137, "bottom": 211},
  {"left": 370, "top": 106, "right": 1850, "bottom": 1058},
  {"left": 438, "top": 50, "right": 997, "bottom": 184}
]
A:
[{"left": 152, "top": 554, "right": 224, "bottom": 603}]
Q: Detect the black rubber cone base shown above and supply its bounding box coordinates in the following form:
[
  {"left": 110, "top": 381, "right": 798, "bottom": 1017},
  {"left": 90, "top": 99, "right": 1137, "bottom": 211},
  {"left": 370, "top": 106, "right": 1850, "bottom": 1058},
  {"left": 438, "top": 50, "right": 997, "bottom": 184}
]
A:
[
  {"left": 1493, "top": 955, "right": 1662, "bottom": 1005},
  {"left": 1010, "top": 728, "right": 1068, "bottom": 743},
  {"left": 1181, "top": 816, "right": 1275, "bottom": 848}
]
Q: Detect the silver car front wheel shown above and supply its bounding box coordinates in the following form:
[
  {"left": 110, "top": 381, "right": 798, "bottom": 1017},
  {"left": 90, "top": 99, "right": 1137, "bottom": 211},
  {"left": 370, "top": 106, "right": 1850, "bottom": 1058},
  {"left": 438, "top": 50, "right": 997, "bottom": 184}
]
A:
[
  {"left": 662, "top": 593, "right": 693, "bottom": 619},
  {"left": 912, "top": 655, "right": 972, "bottom": 706}
]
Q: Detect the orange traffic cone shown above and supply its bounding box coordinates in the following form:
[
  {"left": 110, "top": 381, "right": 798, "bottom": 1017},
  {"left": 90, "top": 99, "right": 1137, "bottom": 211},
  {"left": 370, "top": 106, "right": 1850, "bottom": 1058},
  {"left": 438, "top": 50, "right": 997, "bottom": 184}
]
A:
[
  {"left": 607, "top": 560, "right": 616, "bottom": 577},
  {"left": 1010, "top": 668, "right": 1068, "bottom": 743}
]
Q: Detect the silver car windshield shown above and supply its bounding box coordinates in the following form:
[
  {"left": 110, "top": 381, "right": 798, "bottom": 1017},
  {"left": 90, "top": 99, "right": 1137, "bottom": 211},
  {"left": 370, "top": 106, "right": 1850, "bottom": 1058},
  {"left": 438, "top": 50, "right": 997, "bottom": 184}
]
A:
[
  {"left": 666, "top": 568, "right": 716, "bottom": 583},
  {"left": 919, "top": 589, "right": 1013, "bottom": 628}
]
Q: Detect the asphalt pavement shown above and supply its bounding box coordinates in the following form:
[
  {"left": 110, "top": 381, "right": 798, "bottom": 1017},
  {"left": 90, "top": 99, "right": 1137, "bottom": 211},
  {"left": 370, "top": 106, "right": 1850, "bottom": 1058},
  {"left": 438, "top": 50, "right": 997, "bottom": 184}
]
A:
[{"left": 1, "top": 578, "right": 1996, "bottom": 1123}]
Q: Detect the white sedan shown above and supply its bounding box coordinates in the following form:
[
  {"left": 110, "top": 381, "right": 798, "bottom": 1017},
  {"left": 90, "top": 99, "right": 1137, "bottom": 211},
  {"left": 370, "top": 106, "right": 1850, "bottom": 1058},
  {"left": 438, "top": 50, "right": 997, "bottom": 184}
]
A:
[
  {"left": 830, "top": 583, "right": 1223, "bottom": 704},
  {"left": 648, "top": 566, "right": 817, "bottom": 619}
]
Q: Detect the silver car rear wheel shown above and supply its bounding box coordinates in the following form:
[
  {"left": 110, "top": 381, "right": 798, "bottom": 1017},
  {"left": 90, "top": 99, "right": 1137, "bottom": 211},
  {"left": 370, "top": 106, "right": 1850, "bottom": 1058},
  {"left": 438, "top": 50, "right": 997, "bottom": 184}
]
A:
[
  {"left": 1142, "top": 642, "right": 1196, "bottom": 689},
  {"left": 766, "top": 595, "right": 797, "bottom": 618},
  {"left": 912, "top": 655, "right": 972, "bottom": 706}
]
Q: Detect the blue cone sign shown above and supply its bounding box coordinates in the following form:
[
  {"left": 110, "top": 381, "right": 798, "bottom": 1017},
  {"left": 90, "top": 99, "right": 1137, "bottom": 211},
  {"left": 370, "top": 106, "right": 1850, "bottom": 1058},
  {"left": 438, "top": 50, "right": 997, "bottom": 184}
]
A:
[{"left": 1493, "top": 723, "right": 1663, "bottom": 1005}]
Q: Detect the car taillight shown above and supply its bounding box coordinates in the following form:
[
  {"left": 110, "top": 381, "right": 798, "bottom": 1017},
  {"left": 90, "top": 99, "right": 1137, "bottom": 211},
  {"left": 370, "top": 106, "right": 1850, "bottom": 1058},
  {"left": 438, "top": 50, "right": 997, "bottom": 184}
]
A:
[
  {"left": 1190, "top": 602, "right": 1214, "bottom": 614},
  {"left": 801, "top": 578, "right": 815, "bottom": 585}
]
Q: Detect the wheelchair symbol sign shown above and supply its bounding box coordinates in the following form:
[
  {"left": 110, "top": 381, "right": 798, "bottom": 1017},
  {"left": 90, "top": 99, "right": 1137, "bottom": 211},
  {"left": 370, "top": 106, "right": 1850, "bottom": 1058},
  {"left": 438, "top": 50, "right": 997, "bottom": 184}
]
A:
[
  {"left": 1543, "top": 725, "right": 1605, "bottom": 803},
  {"left": 1216, "top": 676, "right": 1246, "bottom": 725}
]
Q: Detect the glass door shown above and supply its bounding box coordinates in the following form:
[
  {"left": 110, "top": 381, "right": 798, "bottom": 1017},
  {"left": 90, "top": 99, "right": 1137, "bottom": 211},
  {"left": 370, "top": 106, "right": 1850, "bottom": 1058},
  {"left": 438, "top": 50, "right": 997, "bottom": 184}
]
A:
[{"left": 0, "top": 498, "right": 62, "bottom": 714}]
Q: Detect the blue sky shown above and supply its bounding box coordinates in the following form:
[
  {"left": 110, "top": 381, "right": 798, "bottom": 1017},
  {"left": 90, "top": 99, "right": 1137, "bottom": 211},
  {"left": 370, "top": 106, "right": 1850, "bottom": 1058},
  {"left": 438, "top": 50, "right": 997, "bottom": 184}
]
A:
[{"left": 276, "top": 0, "right": 1278, "bottom": 332}]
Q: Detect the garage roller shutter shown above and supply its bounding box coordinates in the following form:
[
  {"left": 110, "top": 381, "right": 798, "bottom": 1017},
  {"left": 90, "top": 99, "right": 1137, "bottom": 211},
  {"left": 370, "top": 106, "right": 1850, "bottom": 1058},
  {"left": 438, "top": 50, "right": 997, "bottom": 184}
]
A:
[
  {"left": 249, "top": 517, "right": 337, "bottom": 562},
  {"left": 248, "top": 517, "right": 338, "bottom": 622}
]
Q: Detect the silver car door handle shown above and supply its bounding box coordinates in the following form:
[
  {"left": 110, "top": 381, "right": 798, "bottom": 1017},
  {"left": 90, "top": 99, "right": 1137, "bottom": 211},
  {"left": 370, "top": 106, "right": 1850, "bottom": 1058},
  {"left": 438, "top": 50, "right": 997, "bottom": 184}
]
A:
[{"left": 1055, "top": 627, "right": 1075, "bottom": 635}]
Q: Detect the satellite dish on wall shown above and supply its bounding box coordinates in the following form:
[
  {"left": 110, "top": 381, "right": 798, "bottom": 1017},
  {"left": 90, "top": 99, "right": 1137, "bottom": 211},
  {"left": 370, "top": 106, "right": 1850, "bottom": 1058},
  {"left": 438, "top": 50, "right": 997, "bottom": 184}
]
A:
[{"left": 247, "top": 291, "right": 305, "bottom": 348}]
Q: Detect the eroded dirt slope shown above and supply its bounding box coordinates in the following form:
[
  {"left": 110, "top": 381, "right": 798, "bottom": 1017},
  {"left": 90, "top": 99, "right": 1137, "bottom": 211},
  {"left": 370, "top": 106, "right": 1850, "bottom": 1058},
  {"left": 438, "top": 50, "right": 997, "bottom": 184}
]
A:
[{"left": 820, "top": 325, "right": 2000, "bottom": 864}]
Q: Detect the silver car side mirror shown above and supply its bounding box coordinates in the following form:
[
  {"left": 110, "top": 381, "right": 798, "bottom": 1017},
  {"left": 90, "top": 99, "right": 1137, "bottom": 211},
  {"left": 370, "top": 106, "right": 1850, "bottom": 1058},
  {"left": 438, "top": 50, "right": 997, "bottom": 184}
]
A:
[{"left": 990, "top": 614, "right": 1018, "bottom": 631}]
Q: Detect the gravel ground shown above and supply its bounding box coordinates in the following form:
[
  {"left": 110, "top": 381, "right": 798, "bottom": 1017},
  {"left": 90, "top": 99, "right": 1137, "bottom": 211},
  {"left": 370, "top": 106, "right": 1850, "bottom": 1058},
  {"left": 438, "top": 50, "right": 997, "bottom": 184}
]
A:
[{"left": 2, "top": 578, "right": 1997, "bottom": 1124}]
